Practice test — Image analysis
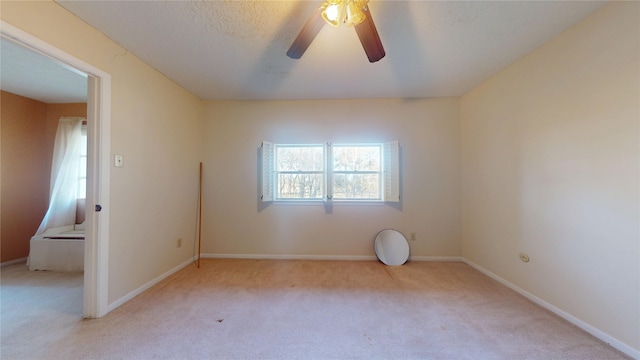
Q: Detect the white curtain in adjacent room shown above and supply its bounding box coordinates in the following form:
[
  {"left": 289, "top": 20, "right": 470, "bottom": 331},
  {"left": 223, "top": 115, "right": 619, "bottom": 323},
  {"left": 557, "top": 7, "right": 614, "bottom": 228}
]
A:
[{"left": 36, "top": 117, "right": 84, "bottom": 235}]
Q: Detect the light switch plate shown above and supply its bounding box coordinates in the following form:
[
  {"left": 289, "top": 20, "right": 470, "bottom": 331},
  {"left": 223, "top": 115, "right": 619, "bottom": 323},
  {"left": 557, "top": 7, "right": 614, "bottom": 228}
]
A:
[{"left": 114, "top": 154, "right": 124, "bottom": 167}]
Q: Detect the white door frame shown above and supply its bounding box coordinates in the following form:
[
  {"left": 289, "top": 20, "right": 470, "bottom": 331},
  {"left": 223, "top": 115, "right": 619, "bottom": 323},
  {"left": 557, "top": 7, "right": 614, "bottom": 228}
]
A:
[{"left": 1, "top": 21, "right": 111, "bottom": 318}]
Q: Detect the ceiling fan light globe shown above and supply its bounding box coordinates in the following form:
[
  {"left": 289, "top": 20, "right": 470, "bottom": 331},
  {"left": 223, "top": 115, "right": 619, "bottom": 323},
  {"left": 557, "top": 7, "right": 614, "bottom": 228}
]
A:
[
  {"left": 345, "top": 2, "right": 366, "bottom": 27},
  {"left": 321, "top": 1, "right": 344, "bottom": 27}
]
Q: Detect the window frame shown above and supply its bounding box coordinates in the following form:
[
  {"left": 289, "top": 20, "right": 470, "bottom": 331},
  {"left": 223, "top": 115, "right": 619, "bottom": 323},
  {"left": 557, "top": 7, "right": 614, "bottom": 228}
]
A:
[
  {"left": 329, "top": 143, "right": 383, "bottom": 201},
  {"left": 261, "top": 140, "right": 399, "bottom": 204},
  {"left": 274, "top": 143, "right": 326, "bottom": 201},
  {"left": 78, "top": 123, "right": 88, "bottom": 199}
]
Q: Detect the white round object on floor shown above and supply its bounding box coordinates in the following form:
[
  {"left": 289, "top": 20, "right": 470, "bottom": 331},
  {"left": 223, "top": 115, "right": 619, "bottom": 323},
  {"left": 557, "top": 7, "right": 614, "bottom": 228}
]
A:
[{"left": 374, "top": 229, "right": 410, "bottom": 266}]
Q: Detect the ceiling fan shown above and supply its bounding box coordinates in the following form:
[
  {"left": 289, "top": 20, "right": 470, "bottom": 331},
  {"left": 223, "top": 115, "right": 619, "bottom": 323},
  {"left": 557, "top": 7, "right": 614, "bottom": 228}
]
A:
[{"left": 287, "top": 0, "right": 385, "bottom": 63}]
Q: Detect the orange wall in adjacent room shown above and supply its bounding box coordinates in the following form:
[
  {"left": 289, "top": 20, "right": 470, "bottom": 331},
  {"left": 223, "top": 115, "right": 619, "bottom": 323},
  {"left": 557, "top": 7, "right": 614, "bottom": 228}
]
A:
[{"left": 0, "top": 90, "right": 86, "bottom": 263}]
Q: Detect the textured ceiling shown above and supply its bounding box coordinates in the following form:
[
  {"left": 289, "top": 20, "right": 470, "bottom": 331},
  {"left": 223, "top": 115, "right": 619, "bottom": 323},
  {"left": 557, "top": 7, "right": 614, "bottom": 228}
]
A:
[
  {"left": 54, "top": 0, "right": 606, "bottom": 100},
  {"left": 5, "top": 1, "right": 608, "bottom": 102}
]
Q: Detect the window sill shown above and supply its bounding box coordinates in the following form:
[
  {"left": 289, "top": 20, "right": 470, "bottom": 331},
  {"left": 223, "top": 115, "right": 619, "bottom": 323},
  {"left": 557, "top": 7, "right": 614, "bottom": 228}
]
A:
[{"left": 272, "top": 200, "right": 385, "bottom": 206}]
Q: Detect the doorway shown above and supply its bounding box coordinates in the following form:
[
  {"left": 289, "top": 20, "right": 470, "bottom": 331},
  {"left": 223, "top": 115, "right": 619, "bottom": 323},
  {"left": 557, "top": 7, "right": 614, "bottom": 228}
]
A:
[{"left": 1, "top": 21, "right": 111, "bottom": 318}]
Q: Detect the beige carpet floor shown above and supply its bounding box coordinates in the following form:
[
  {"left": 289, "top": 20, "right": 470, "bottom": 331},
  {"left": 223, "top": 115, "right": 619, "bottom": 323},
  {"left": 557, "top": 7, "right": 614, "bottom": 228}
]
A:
[{"left": 0, "top": 259, "right": 631, "bottom": 359}]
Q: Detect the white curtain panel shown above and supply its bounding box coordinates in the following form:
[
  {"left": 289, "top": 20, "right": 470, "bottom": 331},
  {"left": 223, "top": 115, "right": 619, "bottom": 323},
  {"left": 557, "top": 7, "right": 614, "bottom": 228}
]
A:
[{"left": 36, "top": 117, "right": 84, "bottom": 235}]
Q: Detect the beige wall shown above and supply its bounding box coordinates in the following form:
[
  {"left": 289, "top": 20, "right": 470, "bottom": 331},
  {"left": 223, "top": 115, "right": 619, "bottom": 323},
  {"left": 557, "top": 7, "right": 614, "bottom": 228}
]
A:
[
  {"left": 202, "top": 98, "right": 461, "bottom": 258},
  {"left": 460, "top": 1, "right": 639, "bottom": 351},
  {"left": 1, "top": 91, "right": 87, "bottom": 263},
  {"left": 1, "top": 1, "right": 203, "bottom": 303},
  {"left": 1, "top": 91, "right": 48, "bottom": 262}
]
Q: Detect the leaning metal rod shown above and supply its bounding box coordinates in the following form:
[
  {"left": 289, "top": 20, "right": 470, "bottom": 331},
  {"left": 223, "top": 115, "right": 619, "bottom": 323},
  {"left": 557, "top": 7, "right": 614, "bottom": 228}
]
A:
[{"left": 197, "top": 162, "right": 203, "bottom": 268}]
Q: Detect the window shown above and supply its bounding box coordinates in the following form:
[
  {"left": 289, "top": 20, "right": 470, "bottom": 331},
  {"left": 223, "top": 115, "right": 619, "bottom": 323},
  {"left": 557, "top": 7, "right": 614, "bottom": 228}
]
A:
[
  {"left": 261, "top": 141, "right": 399, "bottom": 203},
  {"left": 275, "top": 144, "right": 325, "bottom": 200},
  {"left": 331, "top": 144, "right": 381, "bottom": 200},
  {"left": 78, "top": 124, "right": 88, "bottom": 199}
]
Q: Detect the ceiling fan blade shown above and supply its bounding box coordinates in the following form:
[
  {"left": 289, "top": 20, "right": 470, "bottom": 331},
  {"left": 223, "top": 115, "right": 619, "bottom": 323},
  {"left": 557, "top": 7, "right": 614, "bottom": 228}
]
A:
[
  {"left": 287, "top": 7, "right": 325, "bottom": 59},
  {"left": 354, "top": 6, "right": 385, "bottom": 63}
]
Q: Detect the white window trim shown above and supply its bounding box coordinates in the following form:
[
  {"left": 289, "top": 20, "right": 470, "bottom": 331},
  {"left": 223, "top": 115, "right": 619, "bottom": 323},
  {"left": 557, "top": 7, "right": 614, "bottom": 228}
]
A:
[
  {"left": 261, "top": 141, "right": 400, "bottom": 204},
  {"left": 78, "top": 123, "right": 88, "bottom": 199},
  {"left": 330, "top": 143, "right": 384, "bottom": 202},
  {"left": 274, "top": 143, "right": 325, "bottom": 201},
  {"left": 383, "top": 140, "right": 400, "bottom": 202},
  {"left": 261, "top": 141, "right": 275, "bottom": 202}
]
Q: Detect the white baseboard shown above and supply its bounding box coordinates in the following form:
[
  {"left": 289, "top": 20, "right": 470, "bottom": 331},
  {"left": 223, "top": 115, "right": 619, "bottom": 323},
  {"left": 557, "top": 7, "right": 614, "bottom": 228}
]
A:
[
  {"left": 1, "top": 257, "right": 28, "bottom": 267},
  {"left": 202, "top": 253, "right": 378, "bottom": 261},
  {"left": 201, "top": 254, "right": 465, "bottom": 262},
  {"left": 410, "top": 255, "right": 464, "bottom": 262},
  {"left": 462, "top": 258, "right": 639, "bottom": 360},
  {"left": 106, "top": 256, "right": 196, "bottom": 314}
]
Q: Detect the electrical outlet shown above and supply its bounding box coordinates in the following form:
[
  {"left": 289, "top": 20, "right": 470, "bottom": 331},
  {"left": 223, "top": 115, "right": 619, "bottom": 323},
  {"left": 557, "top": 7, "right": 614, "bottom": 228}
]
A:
[
  {"left": 519, "top": 253, "right": 530, "bottom": 263},
  {"left": 177, "top": 237, "right": 182, "bottom": 248},
  {"left": 410, "top": 233, "right": 416, "bottom": 241}
]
